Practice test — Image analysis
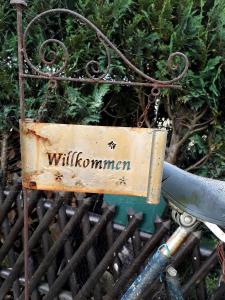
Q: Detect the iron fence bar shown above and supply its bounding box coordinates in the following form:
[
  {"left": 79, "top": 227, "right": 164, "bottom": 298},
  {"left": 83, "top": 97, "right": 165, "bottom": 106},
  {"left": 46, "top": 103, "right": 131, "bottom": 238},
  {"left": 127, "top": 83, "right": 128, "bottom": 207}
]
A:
[
  {"left": 128, "top": 208, "right": 142, "bottom": 258},
  {"left": 104, "top": 205, "right": 121, "bottom": 279},
  {"left": 105, "top": 219, "right": 170, "bottom": 300},
  {"left": 0, "top": 213, "right": 21, "bottom": 298},
  {"left": 171, "top": 231, "right": 202, "bottom": 269},
  {"left": 16, "top": 191, "right": 23, "bottom": 217},
  {"left": 42, "top": 205, "right": 116, "bottom": 300},
  {"left": 74, "top": 212, "right": 143, "bottom": 300},
  {"left": 0, "top": 180, "right": 22, "bottom": 226},
  {"left": 79, "top": 200, "right": 102, "bottom": 300},
  {"left": 0, "top": 193, "right": 64, "bottom": 300},
  {"left": 58, "top": 205, "right": 79, "bottom": 297},
  {"left": 29, "top": 257, "right": 41, "bottom": 300},
  {"left": 182, "top": 249, "right": 218, "bottom": 296},
  {"left": 0, "top": 269, "right": 73, "bottom": 300},
  {"left": 36, "top": 199, "right": 59, "bottom": 300},
  {"left": 192, "top": 244, "right": 207, "bottom": 300},
  {"left": 20, "top": 199, "right": 92, "bottom": 298},
  {"left": 133, "top": 226, "right": 142, "bottom": 257},
  {"left": 0, "top": 191, "right": 41, "bottom": 264},
  {"left": 43, "top": 200, "right": 152, "bottom": 241}
]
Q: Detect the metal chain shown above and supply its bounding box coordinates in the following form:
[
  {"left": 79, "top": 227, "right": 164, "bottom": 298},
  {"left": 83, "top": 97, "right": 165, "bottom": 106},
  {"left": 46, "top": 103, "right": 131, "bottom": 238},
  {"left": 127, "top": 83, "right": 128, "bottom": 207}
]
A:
[
  {"left": 216, "top": 242, "right": 225, "bottom": 282},
  {"left": 137, "top": 94, "right": 156, "bottom": 128}
]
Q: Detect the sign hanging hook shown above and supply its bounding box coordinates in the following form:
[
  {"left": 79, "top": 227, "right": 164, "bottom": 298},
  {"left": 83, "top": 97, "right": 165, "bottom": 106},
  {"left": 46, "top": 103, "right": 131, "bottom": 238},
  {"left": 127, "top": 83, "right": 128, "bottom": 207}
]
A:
[{"left": 137, "top": 88, "right": 160, "bottom": 128}]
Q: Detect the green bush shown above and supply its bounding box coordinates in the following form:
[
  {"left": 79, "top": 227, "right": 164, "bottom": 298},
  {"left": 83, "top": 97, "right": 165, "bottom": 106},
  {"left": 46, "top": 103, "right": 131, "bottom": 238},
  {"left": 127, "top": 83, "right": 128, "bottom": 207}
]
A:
[{"left": 0, "top": 0, "right": 225, "bottom": 177}]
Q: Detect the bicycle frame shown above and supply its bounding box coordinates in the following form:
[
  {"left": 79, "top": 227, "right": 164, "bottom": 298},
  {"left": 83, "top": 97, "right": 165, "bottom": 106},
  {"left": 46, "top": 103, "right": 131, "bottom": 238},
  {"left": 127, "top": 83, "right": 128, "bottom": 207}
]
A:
[{"left": 122, "top": 211, "right": 197, "bottom": 299}]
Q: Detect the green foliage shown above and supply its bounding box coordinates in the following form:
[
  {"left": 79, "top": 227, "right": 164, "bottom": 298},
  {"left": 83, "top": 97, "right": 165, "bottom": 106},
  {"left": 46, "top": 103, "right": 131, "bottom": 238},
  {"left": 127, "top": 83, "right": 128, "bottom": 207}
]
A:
[
  {"left": 0, "top": 0, "right": 225, "bottom": 178},
  {"left": 66, "top": 85, "right": 110, "bottom": 124},
  {"left": 206, "top": 272, "right": 220, "bottom": 297},
  {"left": 25, "top": 83, "right": 110, "bottom": 124}
]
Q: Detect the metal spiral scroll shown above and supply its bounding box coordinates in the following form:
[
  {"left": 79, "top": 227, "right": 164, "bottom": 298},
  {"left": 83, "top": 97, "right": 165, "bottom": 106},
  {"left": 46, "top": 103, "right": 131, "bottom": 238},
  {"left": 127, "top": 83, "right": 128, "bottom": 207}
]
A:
[
  {"left": 85, "top": 35, "right": 111, "bottom": 80},
  {"left": 23, "top": 8, "right": 189, "bottom": 86}
]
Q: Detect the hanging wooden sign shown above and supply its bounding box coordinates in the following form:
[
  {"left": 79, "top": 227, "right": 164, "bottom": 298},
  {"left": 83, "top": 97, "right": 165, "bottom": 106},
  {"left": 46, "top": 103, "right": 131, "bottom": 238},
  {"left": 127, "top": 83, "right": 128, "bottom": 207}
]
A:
[{"left": 20, "top": 120, "right": 167, "bottom": 204}]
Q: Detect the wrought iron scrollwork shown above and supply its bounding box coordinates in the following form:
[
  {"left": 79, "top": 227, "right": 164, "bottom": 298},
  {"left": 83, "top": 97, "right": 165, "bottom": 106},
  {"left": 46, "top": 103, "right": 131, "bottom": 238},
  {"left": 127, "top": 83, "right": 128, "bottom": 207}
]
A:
[
  {"left": 85, "top": 35, "right": 111, "bottom": 80},
  {"left": 21, "top": 8, "right": 189, "bottom": 92}
]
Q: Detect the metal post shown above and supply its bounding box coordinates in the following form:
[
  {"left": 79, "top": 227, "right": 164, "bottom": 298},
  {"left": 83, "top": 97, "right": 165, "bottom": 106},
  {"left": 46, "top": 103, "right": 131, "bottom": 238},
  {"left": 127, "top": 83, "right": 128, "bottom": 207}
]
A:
[
  {"left": 10, "top": 0, "right": 27, "bottom": 120},
  {"left": 23, "top": 188, "right": 29, "bottom": 300},
  {"left": 121, "top": 225, "right": 191, "bottom": 300},
  {"left": 10, "top": 1, "right": 28, "bottom": 299}
]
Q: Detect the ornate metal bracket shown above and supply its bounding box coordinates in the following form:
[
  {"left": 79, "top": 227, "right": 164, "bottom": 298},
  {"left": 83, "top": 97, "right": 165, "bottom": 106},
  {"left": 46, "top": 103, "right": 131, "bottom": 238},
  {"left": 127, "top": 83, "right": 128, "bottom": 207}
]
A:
[{"left": 11, "top": 1, "right": 189, "bottom": 120}]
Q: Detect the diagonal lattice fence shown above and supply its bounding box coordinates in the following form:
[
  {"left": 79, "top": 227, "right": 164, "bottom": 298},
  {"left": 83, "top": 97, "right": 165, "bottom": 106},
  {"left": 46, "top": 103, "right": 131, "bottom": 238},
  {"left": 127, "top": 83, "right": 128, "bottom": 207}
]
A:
[{"left": 0, "top": 182, "right": 221, "bottom": 300}]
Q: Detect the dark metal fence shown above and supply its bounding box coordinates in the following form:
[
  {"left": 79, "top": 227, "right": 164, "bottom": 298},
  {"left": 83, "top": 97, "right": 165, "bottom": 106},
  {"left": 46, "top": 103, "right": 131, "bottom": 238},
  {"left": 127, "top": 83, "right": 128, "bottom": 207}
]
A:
[{"left": 0, "top": 183, "right": 222, "bottom": 300}]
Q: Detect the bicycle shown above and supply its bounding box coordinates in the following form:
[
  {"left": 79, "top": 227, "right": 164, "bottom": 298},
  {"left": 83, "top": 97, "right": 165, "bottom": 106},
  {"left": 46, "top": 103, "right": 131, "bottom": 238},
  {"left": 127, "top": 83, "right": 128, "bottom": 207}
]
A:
[{"left": 122, "top": 161, "right": 225, "bottom": 299}]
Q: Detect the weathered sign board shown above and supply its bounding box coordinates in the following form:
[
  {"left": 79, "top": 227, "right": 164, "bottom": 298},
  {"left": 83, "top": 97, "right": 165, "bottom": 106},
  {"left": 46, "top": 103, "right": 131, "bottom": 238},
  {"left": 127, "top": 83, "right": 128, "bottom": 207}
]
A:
[{"left": 20, "top": 120, "right": 167, "bottom": 204}]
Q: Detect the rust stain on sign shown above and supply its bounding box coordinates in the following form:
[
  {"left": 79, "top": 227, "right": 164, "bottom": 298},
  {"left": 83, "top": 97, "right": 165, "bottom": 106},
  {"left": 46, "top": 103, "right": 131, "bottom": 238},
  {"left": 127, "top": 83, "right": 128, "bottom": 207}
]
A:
[
  {"left": 25, "top": 128, "right": 50, "bottom": 143},
  {"left": 20, "top": 120, "right": 167, "bottom": 204}
]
